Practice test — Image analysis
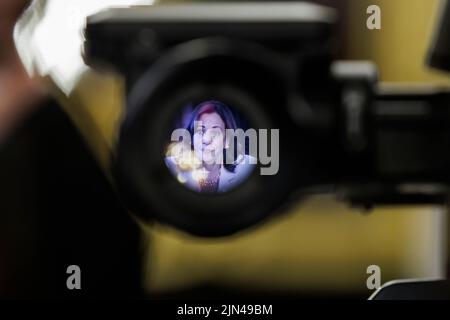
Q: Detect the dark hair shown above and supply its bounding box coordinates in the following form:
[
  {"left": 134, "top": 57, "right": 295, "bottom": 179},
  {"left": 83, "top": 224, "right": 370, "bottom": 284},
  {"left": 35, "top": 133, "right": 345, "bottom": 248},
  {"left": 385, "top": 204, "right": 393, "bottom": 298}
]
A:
[{"left": 186, "top": 100, "right": 239, "bottom": 173}]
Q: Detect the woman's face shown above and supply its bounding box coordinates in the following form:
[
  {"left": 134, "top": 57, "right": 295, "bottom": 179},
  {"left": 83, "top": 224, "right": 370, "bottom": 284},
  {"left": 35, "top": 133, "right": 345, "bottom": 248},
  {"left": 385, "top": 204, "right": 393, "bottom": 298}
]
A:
[{"left": 193, "top": 111, "right": 226, "bottom": 166}]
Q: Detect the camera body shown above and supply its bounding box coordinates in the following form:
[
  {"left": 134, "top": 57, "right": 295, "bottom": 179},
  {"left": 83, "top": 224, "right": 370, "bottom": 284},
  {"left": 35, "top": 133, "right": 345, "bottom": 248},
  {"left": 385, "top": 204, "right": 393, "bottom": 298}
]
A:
[
  {"left": 85, "top": 3, "right": 336, "bottom": 85},
  {"left": 84, "top": 2, "right": 450, "bottom": 236}
]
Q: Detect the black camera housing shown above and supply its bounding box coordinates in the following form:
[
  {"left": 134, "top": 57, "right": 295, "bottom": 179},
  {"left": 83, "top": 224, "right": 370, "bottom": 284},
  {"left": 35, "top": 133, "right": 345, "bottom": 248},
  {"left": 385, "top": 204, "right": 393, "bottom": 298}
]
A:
[
  {"left": 84, "top": 2, "right": 450, "bottom": 237},
  {"left": 84, "top": 2, "right": 346, "bottom": 237}
]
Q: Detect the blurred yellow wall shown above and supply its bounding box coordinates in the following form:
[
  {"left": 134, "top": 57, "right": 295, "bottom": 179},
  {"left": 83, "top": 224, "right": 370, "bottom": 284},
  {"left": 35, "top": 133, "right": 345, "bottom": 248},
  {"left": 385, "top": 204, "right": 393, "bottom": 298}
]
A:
[
  {"left": 142, "top": 199, "right": 444, "bottom": 294},
  {"left": 346, "top": 0, "right": 449, "bottom": 83},
  {"left": 55, "top": 0, "right": 448, "bottom": 296}
]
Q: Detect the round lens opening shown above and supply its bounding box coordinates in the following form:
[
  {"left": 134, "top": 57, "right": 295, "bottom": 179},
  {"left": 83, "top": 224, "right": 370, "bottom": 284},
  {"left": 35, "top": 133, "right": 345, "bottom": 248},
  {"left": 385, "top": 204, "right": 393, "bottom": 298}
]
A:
[{"left": 164, "top": 100, "right": 256, "bottom": 194}]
